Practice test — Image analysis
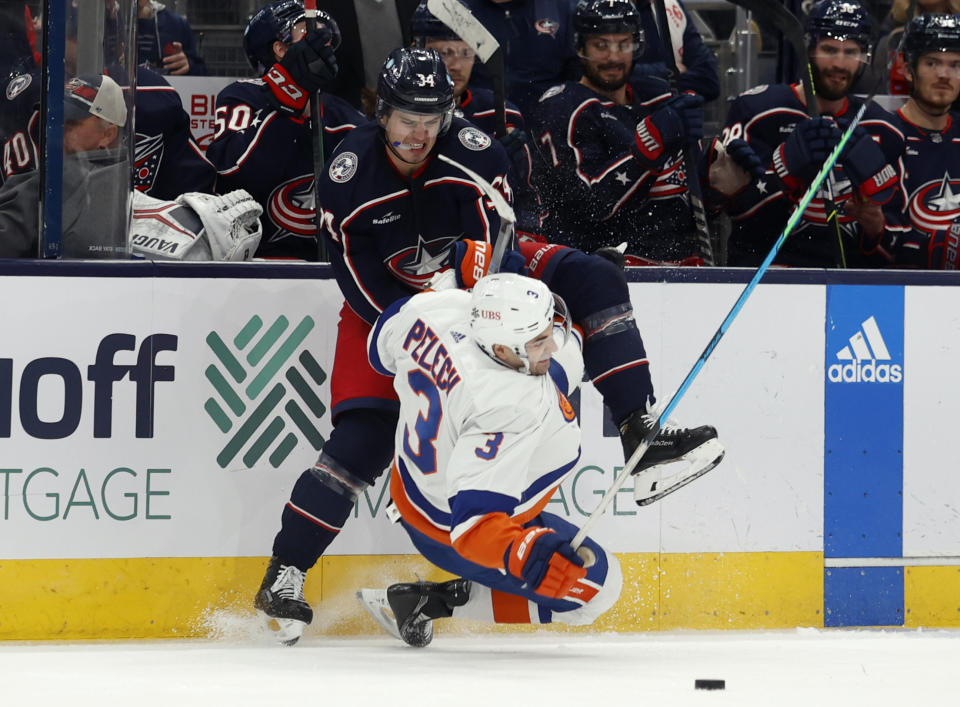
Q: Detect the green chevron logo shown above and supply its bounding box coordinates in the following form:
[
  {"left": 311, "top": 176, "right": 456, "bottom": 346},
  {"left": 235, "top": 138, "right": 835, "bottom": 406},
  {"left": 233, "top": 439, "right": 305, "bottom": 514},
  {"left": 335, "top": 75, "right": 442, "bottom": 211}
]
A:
[{"left": 203, "top": 315, "right": 327, "bottom": 470}]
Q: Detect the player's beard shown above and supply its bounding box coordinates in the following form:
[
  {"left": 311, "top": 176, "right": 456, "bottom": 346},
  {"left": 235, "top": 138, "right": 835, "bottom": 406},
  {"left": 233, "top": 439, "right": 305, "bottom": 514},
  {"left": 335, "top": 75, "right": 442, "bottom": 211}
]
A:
[
  {"left": 812, "top": 63, "right": 856, "bottom": 101},
  {"left": 913, "top": 77, "right": 959, "bottom": 117},
  {"left": 583, "top": 59, "right": 631, "bottom": 93}
]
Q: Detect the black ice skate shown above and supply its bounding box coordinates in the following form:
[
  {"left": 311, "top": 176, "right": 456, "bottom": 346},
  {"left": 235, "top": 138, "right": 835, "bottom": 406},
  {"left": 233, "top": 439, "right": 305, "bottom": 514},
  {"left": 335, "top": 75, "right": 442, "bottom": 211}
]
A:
[
  {"left": 254, "top": 556, "right": 313, "bottom": 646},
  {"left": 356, "top": 578, "right": 471, "bottom": 648},
  {"left": 619, "top": 405, "right": 725, "bottom": 506}
]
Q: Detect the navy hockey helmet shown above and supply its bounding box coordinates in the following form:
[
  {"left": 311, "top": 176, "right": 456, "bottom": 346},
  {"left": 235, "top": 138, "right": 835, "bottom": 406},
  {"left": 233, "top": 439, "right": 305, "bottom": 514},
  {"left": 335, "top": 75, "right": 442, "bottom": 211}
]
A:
[
  {"left": 573, "top": 0, "right": 644, "bottom": 57},
  {"left": 376, "top": 47, "right": 455, "bottom": 131},
  {"left": 410, "top": 0, "right": 460, "bottom": 46},
  {"left": 903, "top": 14, "right": 960, "bottom": 67},
  {"left": 243, "top": 1, "right": 341, "bottom": 75},
  {"left": 804, "top": 0, "right": 873, "bottom": 54}
]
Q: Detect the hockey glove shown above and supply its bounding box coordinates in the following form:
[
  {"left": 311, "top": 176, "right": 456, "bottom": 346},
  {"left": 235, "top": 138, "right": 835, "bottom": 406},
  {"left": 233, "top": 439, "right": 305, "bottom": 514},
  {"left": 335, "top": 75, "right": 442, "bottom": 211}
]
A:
[
  {"left": 839, "top": 127, "right": 898, "bottom": 204},
  {"left": 723, "top": 138, "right": 765, "bottom": 182},
  {"left": 177, "top": 190, "right": 263, "bottom": 261},
  {"left": 632, "top": 92, "right": 704, "bottom": 168},
  {"left": 448, "top": 239, "right": 527, "bottom": 289},
  {"left": 772, "top": 117, "right": 841, "bottom": 193},
  {"left": 701, "top": 137, "right": 764, "bottom": 210},
  {"left": 505, "top": 526, "right": 586, "bottom": 599},
  {"left": 592, "top": 242, "right": 627, "bottom": 270},
  {"left": 498, "top": 127, "right": 530, "bottom": 179},
  {"left": 264, "top": 27, "right": 338, "bottom": 116}
]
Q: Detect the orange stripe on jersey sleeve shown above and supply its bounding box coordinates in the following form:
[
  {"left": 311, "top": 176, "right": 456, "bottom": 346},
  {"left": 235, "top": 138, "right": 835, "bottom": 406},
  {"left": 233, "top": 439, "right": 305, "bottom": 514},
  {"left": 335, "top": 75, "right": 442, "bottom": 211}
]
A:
[
  {"left": 512, "top": 487, "right": 560, "bottom": 526},
  {"left": 491, "top": 590, "right": 532, "bottom": 623},
  {"left": 452, "top": 512, "right": 524, "bottom": 569},
  {"left": 389, "top": 464, "right": 453, "bottom": 546}
]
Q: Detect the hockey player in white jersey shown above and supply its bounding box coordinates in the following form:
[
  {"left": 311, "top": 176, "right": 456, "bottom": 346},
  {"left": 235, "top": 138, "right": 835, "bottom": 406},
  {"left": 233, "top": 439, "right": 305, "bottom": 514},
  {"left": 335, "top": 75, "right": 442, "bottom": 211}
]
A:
[{"left": 358, "top": 273, "right": 624, "bottom": 647}]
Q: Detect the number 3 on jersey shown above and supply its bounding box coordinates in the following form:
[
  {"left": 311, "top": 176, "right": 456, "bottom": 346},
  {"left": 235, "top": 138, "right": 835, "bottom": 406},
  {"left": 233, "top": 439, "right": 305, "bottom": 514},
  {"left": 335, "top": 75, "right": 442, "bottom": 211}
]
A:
[{"left": 402, "top": 370, "right": 442, "bottom": 475}]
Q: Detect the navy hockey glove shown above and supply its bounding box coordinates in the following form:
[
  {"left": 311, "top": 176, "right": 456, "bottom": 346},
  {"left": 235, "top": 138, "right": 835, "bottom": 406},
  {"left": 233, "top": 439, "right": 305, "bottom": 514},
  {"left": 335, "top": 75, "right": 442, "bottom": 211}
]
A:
[
  {"left": 264, "top": 27, "right": 338, "bottom": 115},
  {"left": 724, "top": 138, "right": 765, "bottom": 181},
  {"left": 632, "top": 92, "right": 704, "bottom": 168},
  {"left": 839, "top": 127, "right": 898, "bottom": 204},
  {"left": 701, "top": 137, "right": 766, "bottom": 210},
  {"left": 505, "top": 526, "right": 586, "bottom": 599},
  {"left": 772, "top": 117, "right": 841, "bottom": 193},
  {"left": 498, "top": 128, "right": 530, "bottom": 177},
  {"left": 592, "top": 243, "right": 627, "bottom": 270},
  {"left": 449, "top": 239, "right": 527, "bottom": 288}
]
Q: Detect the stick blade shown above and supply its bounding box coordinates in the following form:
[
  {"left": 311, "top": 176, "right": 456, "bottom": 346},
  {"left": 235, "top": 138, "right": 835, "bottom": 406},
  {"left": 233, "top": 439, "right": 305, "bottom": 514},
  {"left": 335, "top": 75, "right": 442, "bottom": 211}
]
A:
[{"left": 427, "top": 0, "right": 499, "bottom": 62}]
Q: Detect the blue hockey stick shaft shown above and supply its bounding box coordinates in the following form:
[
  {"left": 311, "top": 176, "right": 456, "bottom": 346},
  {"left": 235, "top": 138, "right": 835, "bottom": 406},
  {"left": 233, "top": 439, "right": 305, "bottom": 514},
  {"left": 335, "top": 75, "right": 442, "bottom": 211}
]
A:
[{"left": 571, "top": 101, "right": 867, "bottom": 550}]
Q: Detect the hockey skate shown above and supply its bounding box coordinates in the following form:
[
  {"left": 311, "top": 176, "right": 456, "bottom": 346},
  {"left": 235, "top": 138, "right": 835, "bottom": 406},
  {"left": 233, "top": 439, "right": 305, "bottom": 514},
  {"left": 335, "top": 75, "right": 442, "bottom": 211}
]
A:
[
  {"left": 619, "top": 404, "right": 725, "bottom": 506},
  {"left": 356, "top": 579, "right": 471, "bottom": 648},
  {"left": 254, "top": 556, "right": 313, "bottom": 646}
]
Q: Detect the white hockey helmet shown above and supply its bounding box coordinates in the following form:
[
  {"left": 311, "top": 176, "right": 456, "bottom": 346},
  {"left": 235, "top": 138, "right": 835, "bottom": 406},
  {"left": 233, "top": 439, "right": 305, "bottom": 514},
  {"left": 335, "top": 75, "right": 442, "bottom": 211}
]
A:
[{"left": 470, "top": 273, "right": 570, "bottom": 375}]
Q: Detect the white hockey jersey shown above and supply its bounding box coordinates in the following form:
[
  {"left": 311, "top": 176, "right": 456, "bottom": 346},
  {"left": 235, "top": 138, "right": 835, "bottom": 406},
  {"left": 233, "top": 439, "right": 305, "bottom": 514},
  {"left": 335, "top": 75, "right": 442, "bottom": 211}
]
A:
[{"left": 369, "top": 288, "right": 584, "bottom": 570}]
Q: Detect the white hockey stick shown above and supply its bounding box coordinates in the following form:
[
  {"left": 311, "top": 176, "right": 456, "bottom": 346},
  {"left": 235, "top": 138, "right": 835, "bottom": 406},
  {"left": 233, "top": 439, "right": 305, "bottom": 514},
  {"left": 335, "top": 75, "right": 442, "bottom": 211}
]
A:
[
  {"left": 570, "top": 99, "right": 870, "bottom": 551},
  {"left": 438, "top": 153, "right": 515, "bottom": 273},
  {"left": 427, "top": 0, "right": 507, "bottom": 136}
]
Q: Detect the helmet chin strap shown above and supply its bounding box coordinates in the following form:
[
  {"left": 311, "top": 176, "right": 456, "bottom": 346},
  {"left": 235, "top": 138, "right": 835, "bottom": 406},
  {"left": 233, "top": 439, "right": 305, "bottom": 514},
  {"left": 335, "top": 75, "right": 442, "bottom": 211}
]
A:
[{"left": 478, "top": 342, "right": 535, "bottom": 375}]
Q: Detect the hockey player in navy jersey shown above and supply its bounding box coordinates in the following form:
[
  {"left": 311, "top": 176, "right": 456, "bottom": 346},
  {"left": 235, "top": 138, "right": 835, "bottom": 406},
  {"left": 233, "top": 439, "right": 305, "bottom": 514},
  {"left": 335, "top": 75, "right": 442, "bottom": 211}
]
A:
[
  {"left": 357, "top": 274, "right": 622, "bottom": 646},
  {"left": 887, "top": 14, "right": 960, "bottom": 268},
  {"left": 718, "top": 0, "right": 908, "bottom": 268},
  {"left": 530, "top": 0, "right": 722, "bottom": 261},
  {"left": 253, "top": 46, "right": 722, "bottom": 645},
  {"left": 206, "top": 0, "right": 365, "bottom": 260},
  {"left": 0, "top": 11, "right": 214, "bottom": 200},
  {"left": 410, "top": 0, "right": 542, "bottom": 237}
]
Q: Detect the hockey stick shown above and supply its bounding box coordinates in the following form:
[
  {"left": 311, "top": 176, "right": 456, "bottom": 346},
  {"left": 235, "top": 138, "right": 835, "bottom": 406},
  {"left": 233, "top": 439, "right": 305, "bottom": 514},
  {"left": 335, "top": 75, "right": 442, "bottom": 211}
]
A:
[
  {"left": 727, "top": 0, "right": 853, "bottom": 266},
  {"left": 427, "top": 0, "right": 507, "bottom": 137},
  {"left": 438, "top": 153, "right": 516, "bottom": 273},
  {"left": 651, "top": 0, "right": 715, "bottom": 265},
  {"left": 570, "top": 99, "right": 869, "bottom": 551},
  {"left": 304, "top": 0, "right": 329, "bottom": 261},
  {"left": 727, "top": 0, "right": 817, "bottom": 117}
]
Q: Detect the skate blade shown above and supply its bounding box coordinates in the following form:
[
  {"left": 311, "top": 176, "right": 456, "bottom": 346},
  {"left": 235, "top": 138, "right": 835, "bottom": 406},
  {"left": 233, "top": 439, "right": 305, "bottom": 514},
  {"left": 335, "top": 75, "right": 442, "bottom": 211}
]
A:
[
  {"left": 356, "top": 589, "right": 403, "bottom": 641},
  {"left": 256, "top": 609, "right": 307, "bottom": 646},
  {"left": 633, "top": 438, "right": 725, "bottom": 506}
]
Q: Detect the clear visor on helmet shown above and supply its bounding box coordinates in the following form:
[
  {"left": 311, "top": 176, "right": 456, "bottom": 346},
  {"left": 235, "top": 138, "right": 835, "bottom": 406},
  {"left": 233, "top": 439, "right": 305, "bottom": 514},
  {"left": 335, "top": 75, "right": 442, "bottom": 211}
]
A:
[
  {"left": 551, "top": 293, "right": 572, "bottom": 350},
  {"left": 578, "top": 35, "right": 641, "bottom": 59},
  {"left": 289, "top": 17, "right": 342, "bottom": 51},
  {"left": 381, "top": 105, "right": 452, "bottom": 146},
  {"left": 811, "top": 38, "right": 869, "bottom": 64}
]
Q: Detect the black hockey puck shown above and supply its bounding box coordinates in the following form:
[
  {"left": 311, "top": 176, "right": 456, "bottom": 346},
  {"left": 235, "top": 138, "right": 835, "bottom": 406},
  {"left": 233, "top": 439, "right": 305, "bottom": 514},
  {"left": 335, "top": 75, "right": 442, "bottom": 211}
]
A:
[{"left": 694, "top": 679, "right": 725, "bottom": 690}]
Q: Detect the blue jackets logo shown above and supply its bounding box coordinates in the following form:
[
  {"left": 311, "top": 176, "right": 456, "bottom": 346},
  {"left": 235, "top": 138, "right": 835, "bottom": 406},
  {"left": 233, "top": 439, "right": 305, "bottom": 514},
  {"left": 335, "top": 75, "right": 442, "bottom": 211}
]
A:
[{"left": 827, "top": 316, "right": 902, "bottom": 383}]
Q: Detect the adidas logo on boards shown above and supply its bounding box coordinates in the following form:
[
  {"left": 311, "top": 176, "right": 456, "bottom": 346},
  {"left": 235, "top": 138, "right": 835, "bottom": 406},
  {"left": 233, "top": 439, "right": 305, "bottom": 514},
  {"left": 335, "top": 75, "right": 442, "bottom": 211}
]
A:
[{"left": 827, "top": 315, "right": 902, "bottom": 384}]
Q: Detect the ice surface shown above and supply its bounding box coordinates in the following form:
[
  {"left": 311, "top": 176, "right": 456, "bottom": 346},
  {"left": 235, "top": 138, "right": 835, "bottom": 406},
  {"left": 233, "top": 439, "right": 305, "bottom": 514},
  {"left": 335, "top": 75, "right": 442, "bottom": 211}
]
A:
[{"left": 3, "top": 624, "right": 958, "bottom": 706}]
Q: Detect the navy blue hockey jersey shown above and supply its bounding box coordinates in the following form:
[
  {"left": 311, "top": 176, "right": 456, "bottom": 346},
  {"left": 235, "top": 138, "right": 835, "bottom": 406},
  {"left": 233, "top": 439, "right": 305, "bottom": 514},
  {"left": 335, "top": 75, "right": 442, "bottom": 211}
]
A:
[
  {"left": 319, "top": 117, "right": 512, "bottom": 324},
  {"left": 206, "top": 78, "right": 366, "bottom": 260},
  {"left": 889, "top": 109, "right": 960, "bottom": 269},
  {"left": 721, "top": 83, "right": 908, "bottom": 268},
  {"left": 0, "top": 69, "right": 40, "bottom": 187},
  {"left": 530, "top": 79, "right": 697, "bottom": 260},
  {"left": 632, "top": 0, "right": 719, "bottom": 101},
  {"left": 134, "top": 66, "right": 215, "bottom": 199},
  {"left": 463, "top": 0, "right": 581, "bottom": 116}
]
